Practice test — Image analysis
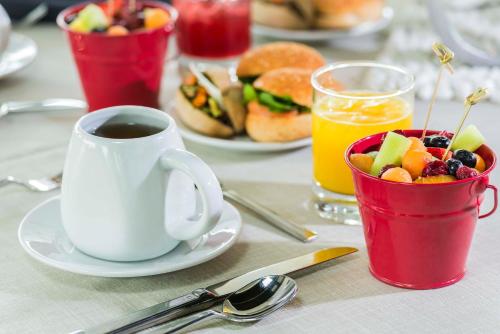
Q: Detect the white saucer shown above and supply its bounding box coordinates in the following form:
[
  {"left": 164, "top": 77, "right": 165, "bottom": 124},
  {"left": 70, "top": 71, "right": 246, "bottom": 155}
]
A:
[
  {"left": 252, "top": 7, "right": 393, "bottom": 42},
  {"left": 0, "top": 32, "right": 37, "bottom": 79},
  {"left": 18, "top": 196, "right": 242, "bottom": 277},
  {"left": 167, "top": 104, "right": 311, "bottom": 152}
]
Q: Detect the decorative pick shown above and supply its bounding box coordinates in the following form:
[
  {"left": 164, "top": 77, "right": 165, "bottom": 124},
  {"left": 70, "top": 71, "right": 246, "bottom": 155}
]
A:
[
  {"left": 442, "top": 87, "right": 489, "bottom": 160},
  {"left": 421, "top": 42, "right": 455, "bottom": 139}
]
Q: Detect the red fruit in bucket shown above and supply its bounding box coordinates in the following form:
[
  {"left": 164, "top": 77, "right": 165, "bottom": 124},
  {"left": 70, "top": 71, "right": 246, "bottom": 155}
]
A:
[
  {"left": 427, "top": 147, "right": 452, "bottom": 160},
  {"left": 422, "top": 160, "right": 449, "bottom": 177},
  {"left": 456, "top": 166, "right": 479, "bottom": 180}
]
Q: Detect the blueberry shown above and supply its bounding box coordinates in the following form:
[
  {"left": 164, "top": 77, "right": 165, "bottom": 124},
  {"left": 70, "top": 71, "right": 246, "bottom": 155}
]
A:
[
  {"left": 92, "top": 27, "right": 107, "bottom": 33},
  {"left": 423, "top": 136, "right": 435, "bottom": 147},
  {"left": 453, "top": 149, "right": 477, "bottom": 168},
  {"left": 424, "top": 136, "right": 450, "bottom": 148},
  {"left": 446, "top": 159, "right": 463, "bottom": 176}
]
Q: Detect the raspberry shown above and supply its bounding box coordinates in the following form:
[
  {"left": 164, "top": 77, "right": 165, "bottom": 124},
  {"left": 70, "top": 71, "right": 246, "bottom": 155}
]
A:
[
  {"left": 378, "top": 164, "right": 398, "bottom": 178},
  {"left": 456, "top": 166, "right": 479, "bottom": 180},
  {"left": 422, "top": 160, "right": 449, "bottom": 177}
]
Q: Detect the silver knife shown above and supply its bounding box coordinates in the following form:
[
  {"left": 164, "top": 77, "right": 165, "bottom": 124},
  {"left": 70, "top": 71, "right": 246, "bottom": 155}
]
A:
[
  {"left": 222, "top": 187, "right": 318, "bottom": 243},
  {"left": 77, "top": 247, "right": 357, "bottom": 334},
  {"left": 0, "top": 99, "right": 87, "bottom": 118}
]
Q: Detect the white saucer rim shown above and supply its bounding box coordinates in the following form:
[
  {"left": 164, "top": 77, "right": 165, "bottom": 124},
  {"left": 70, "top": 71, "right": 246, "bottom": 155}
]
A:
[
  {"left": 0, "top": 32, "right": 38, "bottom": 79},
  {"left": 18, "top": 195, "right": 242, "bottom": 277}
]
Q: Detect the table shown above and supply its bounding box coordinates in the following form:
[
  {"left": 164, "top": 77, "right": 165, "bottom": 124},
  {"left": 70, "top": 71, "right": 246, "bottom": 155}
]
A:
[{"left": 1, "top": 24, "right": 499, "bottom": 334}]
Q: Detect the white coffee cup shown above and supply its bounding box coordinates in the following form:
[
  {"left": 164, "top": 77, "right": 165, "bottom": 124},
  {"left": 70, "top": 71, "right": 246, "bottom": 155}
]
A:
[
  {"left": 61, "top": 106, "right": 224, "bottom": 261},
  {"left": 0, "top": 5, "right": 11, "bottom": 56}
]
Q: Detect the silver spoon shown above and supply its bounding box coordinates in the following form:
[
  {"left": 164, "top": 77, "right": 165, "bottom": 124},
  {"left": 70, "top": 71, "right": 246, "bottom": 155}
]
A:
[
  {"left": 0, "top": 99, "right": 87, "bottom": 118},
  {"left": 146, "top": 275, "right": 297, "bottom": 334}
]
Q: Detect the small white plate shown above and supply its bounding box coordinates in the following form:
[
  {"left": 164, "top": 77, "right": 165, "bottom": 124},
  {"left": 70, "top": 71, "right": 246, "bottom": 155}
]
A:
[
  {"left": 252, "top": 7, "right": 393, "bottom": 42},
  {"left": 167, "top": 105, "right": 311, "bottom": 152},
  {"left": 18, "top": 196, "right": 242, "bottom": 277},
  {"left": 0, "top": 32, "right": 37, "bottom": 79}
]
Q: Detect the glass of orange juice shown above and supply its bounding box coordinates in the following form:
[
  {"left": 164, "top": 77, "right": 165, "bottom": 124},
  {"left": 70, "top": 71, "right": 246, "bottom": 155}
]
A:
[{"left": 311, "top": 62, "right": 415, "bottom": 224}]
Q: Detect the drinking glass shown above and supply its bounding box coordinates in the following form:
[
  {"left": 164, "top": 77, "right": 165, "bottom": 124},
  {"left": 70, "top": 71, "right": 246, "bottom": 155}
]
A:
[
  {"left": 173, "top": 0, "right": 250, "bottom": 61},
  {"left": 311, "top": 62, "right": 415, "bottom": 224}
]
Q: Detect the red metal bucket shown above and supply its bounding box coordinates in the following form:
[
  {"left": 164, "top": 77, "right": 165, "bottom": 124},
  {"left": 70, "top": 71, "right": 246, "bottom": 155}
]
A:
[
  {"left": 57, "top": 1, "right": 177, "bottom": 112},
  {"left": 345, "top": 129, "right": 497, "bottom": 289}
]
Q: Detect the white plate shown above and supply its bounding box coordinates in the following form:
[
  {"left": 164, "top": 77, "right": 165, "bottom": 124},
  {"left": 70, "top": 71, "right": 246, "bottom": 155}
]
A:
[
  {"left": 167, "top": 105, "right": 311, "bottom": 152},
  {"left": 18, "top": 196, "right": 242, "bottom": 277},
  {"left": 0, "top": 32, "right": 37, "bottom": 79},
  {"left": 252, "top": 7, "right": 394, "bottom": 42}
]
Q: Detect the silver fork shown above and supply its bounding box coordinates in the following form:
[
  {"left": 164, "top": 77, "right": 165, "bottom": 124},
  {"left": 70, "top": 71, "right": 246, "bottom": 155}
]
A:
[{"left": 0, "top": 172, "right": 62, "bottom": 192}]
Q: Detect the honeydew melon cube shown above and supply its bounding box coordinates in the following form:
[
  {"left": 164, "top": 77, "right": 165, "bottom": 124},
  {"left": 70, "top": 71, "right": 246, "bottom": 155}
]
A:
[
  {"left": 69, "top": 18, "right": 89, "bottom": 33},
  {"left": 451, "top": 124, "right": 485, "bottom": 152},
  {"left": 370, "top": 132, "right": 412, "bottom": 176},
  {"left": 78, "top": 4, "right": 109, "bottom": 31}
]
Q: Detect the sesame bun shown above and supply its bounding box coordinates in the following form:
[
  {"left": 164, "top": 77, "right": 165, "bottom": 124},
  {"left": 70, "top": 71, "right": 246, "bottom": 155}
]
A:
[
  {"left": 253, "top": 68, "right": 314, "bottom": 108},
  {"left": 314, "top": 0, "right": 384, "bottom": 29},
  {"left": 252, "top": 0, "right": 314, "bottom": 30},
  {"left": 236, "top": 42, "right": 325, "bottom": 78},
  {"left": 175, "top": 90, "right": 234, "bottom": 138},
  {"left": 245, "top": 101, "right": 312, "bottom": 142}
]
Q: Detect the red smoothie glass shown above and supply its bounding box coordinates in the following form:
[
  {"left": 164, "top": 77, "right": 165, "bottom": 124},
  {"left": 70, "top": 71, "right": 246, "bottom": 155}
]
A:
[
  {"left": 57, "top": 1, "right": 177, "bottom": 112},
  {"left": 173, "top": 0, "right": 251, "bottom": 59}
]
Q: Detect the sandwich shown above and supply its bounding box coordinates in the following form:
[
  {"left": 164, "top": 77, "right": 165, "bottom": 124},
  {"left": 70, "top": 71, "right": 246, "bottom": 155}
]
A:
[
  {"left": 236, "top": 42, "right": 326, "bottom": 84},
  {"left": 314, "top": 0, "right": 384, "bottom": 29},
  {"left": 242, "top": 67, "right": 314, "bottom": 142},
  {"left": 176, "top": 68, "right": 246, "bottom": 138},
  {"left": 251, "top": 0, "right": 315, "bottom": 30}
]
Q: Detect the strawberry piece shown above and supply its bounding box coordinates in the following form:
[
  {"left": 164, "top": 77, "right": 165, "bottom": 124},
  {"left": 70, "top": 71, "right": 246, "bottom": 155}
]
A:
[{"left": 427, "top": 147, "right": 452, "bottom": 160}]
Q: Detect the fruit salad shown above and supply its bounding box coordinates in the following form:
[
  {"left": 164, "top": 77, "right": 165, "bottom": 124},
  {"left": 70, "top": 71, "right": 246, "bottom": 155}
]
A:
[
  {"left": 349, "top": 125, "right": 488, "bottom": 184},
  {"left": 65, "top": 1, "right": 171, "bottom": 35}
]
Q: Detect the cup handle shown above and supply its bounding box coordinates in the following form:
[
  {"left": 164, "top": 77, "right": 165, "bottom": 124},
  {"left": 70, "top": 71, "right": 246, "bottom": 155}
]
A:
[
  {"left": 479, "top": 184, "right": 498, "bottom": 219},
  {"left": 160, "top": 149, "right": 223, "bottom": 240}
]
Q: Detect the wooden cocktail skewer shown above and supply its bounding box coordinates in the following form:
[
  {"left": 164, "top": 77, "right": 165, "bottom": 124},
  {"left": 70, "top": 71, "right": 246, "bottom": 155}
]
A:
[
  {"left": 421, "top": 42, "right": 455, "bottom": 139},
  {"left": 442, "top": 87, "right": 488, "bottom": 160}
]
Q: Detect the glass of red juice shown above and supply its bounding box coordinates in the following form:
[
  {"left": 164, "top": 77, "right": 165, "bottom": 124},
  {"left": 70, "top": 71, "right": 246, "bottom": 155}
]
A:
[{"left": 173, "top": 0, "right": 250, "bottom": 59}]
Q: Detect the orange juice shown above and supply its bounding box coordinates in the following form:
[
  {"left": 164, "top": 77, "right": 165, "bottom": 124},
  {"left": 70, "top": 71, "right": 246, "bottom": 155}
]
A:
[{"left": 313, "top": 93, "right": 413, "bottom": 195}]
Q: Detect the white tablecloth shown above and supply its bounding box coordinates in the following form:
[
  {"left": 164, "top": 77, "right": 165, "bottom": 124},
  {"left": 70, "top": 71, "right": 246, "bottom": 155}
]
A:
[{"left": 0, "top": 24, "right": 499, "bottom": 334}]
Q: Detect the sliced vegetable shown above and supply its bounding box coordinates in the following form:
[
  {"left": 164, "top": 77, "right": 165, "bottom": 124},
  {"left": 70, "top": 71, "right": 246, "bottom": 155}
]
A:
[
  {"left": 192, "top": 87, "right": 208, "bottom": 108},
  {"left": 243, "top": 84, "right": 258, "bottom": 104},
  {"left": 208, "top": 98, "right": 222, "bottom": 117}
]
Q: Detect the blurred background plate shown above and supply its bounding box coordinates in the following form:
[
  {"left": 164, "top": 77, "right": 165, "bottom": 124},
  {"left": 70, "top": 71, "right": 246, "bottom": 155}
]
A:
[
  {"left": 252, "top": 6, "right": 394, "bottom": 42},
  {"left": 0, "top": 32, "right": 37, "bottom": 79}
]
